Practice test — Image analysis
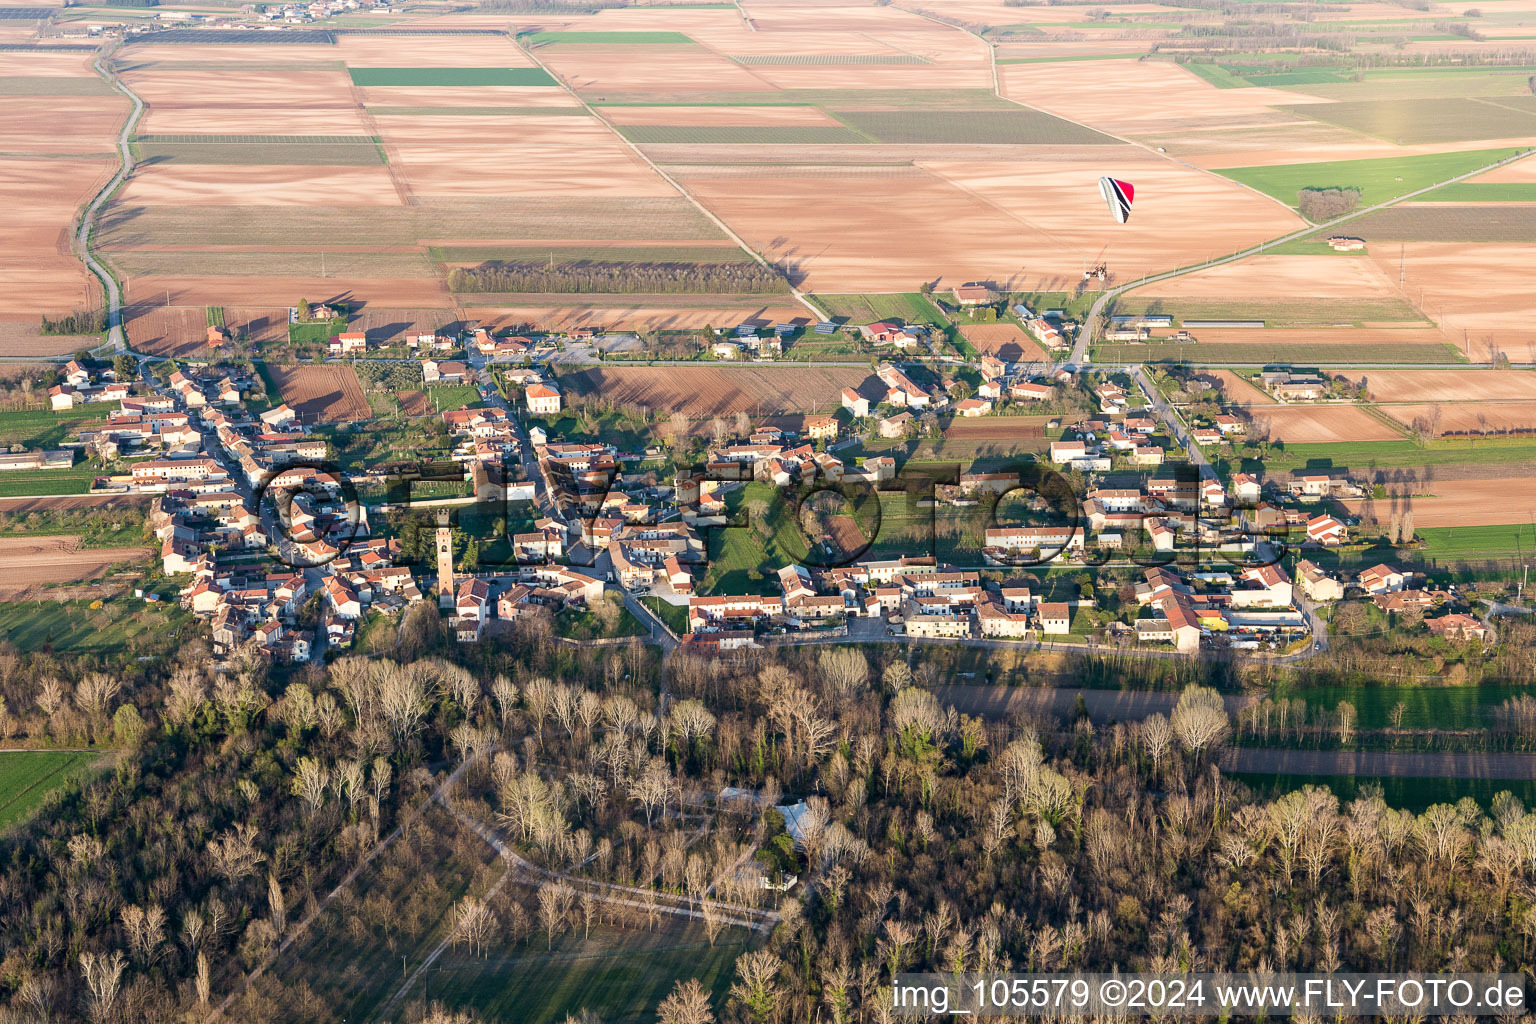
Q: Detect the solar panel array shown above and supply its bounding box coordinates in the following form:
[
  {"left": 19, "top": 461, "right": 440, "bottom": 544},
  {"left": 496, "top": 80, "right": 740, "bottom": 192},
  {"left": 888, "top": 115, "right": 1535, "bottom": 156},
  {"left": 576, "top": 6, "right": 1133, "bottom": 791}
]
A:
[
  {"left": 735, "top": 324, "right": 757, "bottom": 336},
  {"left": 814, "top": 322, "right": 837, "bottom": 335},
  {"left": 774, "top": 323, "right": 794, "bottom": 335}
]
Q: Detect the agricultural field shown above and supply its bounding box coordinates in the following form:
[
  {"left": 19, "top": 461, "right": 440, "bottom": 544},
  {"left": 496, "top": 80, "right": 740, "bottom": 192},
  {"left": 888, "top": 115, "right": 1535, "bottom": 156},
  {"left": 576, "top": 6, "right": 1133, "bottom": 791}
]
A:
[
  {"left": 266, "top": 363, "right": 371, "bottom": 423},
  {"left": 1242, "top": 404, "right": 1404, "bottom": 444},
  {"left": 1279, "top": 98, "right": 1536, "bottom": 145},
  {"left": 1214, "top": 148, "right": 1524, "bottom": 210},
  {"left": 1341, "top": 205, "right": 1536, "bottom": 243},
  {"left": 811, "top": 292, "right": 949, "bottom": 327},
  {"left": 1346, "top": 369, "right": 1536, "bottom": 404},
  {"left": 0, "top": 406, "right": 115, "bottom": 448},
  {"left": 0, "top": 465, "right": 108, "bottom": 498},
  {"left": 1418, "top": 522, "right": 1536, "bottom": 560},
  {"left": 1343, "top": 476, "right": 1536, "bottom": 528},
  {"left": 0, "top": 46, "right": 126, "bottom": 327},
  {"left": 0, "top": 597, "right": 194, "bottom": 654},
  {"left": 959, "top": 323, "right": 1049, "bottom": 361},
  {"left": 559, "top": 365, "right": 871, "bottom": 419},
  {"left": 828, "top": 108, "right": 1119, "bottom": 145},
  {"left": 1379, "top": 402, "right": 1536, "bottom": 437},
  {"left": 0, "top": 536, "right": 151, "bottom": 596},
  {"left": 0, "top": 752, "right": 103, "bottom": 832}
]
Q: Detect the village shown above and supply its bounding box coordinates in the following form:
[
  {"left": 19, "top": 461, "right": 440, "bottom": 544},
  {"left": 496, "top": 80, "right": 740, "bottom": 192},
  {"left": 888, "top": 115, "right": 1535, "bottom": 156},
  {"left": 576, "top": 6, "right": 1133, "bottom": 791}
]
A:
[{"left": 0, "top": 301, "right": 1497, "bottom": 667}]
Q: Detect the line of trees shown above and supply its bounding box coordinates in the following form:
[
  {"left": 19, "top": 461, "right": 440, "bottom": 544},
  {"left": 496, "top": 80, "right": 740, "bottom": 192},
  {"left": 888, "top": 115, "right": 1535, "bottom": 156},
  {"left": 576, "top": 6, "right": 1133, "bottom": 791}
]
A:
[
  {"left": 40, "top": 309, "right": 107, "bottom": 336},
  {"left": 446, "top": 261, "right": 788, "bottom": 296}
]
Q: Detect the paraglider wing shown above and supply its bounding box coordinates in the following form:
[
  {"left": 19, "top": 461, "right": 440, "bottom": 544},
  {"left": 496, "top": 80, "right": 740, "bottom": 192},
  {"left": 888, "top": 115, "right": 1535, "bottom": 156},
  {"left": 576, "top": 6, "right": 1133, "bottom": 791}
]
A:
[{"left": 1099, "top": 176, "right": 1134, "bottom": 224}]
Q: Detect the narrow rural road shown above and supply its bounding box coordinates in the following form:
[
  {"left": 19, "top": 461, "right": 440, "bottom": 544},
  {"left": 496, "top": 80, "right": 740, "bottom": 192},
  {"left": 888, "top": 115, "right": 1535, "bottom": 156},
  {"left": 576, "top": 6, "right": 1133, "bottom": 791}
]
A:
[{"left": 78, "top": 41, "right": 143, "bottom": 350}]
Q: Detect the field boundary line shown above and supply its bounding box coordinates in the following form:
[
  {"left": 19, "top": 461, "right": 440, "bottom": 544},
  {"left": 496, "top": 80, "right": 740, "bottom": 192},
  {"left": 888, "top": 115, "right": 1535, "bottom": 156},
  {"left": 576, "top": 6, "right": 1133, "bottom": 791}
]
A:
[
  {"left": 350, "top": 82, "right": 415, "bottom": 205},
  {"left": 510, "top": 36, "right": 829, "bottom": 323}
]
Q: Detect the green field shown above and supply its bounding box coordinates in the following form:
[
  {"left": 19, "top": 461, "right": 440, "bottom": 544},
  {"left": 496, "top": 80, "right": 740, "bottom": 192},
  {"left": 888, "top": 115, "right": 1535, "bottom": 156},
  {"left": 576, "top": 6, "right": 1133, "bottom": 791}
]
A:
[
  {"left": 810, "top": 292, "right": 950, "bottom": 327},
  {"left": 288, "top": 316, "right": 350, "bottom": 345},
  {"left": 1109, "top": 296, "right": 1428, "bottom": 327},
  {"left": 431, "top": 244, "right": 752, "bottom": 264},
  {"left": 1258, "top": 239, "right": 1371, "bottom": 256},
  {"left": 1282, "top": 98, "right": 1536, "bottom": 144},
  {"left": 429, "top": 384, "right": 480, "bottom": 413},
  {"left": 1250, "top": 436, "right": 1536, "bottom": 471},
  {"left": 1180, "top": 61, "right": 1254, "bottom": 88},
  {"left": 830, "top": 108, "right": 1118, "bottom": 145},
  {"left": 1214, "top": 147, "right": 1524, "bottom": 211},
  {"left": 0, "top": 752, "right": 101, "bottom": 831},
  {"left": 0, "top": 599, "right": 191, "bottom": 654},
  {"left": 701, "top": 483, "right": 812, "bottom": 595},
  {"left": 1420, "top": 182, "right": 1536, "bottom": 202},
  {"left": 1288, "top": 683, "right": 1536, "bottom": 730},
  {"left": 616, "top": 124, "right": 869, "bottom": 145},
  {"left": 346, "top": 67, "right": 557, "bottom": 87},
  {"left": 420, "top": 927, "right": 751, "bottom": 1024},
  {"left": 526, "top": 30, "right": 694, "bottom": 44},
  {"left": 0, "top": 406, "right": 114, "bottom": 447},
  {"left": 641, "top": 595, "right": 688, "bottom": 634},
  {"left": 1233, "top": 773, "right": 1536, "bottom": 813},
  {"left": 1419, "top": 523, "right": 1536, "bottom": 560},
  {"left": 0, "top": 465, "right": 102, "bottom": 497},
  {"left": 1334, "top": 204, "right": 1536, "bottom": 242},
  {"left": 1093, "top": 341, "right": 1460, "bottom": 365}
]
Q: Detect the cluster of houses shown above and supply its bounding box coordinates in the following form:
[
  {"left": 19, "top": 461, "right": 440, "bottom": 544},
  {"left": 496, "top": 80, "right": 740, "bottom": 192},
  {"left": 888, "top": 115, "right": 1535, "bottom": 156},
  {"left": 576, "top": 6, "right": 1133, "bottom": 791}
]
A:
[
  {"left": 49, "top": 360, "right": 131, "bottom": 411},
  {"left": 681, "top": 556, "right": 1303, "bottom": 654},
  {"left": 1295, "top": 559, "right": 1489, "bottom": 640},
  {"left": 251, "top": 0, "right": 389, "bottom": 24},
  {"left": 1047, "top": 412, "right": 1165, "bottom": 473}
]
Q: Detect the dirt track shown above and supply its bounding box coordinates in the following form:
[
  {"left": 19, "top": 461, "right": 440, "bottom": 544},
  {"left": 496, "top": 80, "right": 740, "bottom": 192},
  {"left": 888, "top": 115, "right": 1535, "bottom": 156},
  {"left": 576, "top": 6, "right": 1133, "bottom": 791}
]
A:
[{"left": 0, "top": 535, "right": 150, "bottom": 594}]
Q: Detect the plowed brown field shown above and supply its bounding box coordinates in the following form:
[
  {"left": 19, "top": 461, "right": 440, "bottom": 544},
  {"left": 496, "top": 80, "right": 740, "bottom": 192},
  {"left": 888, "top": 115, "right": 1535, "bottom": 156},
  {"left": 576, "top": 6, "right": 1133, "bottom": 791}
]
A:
[
  {"left": 268, "top": 363, "right": 371, "bottom": 423},
  {"left": 0, "top": 536, "right": 151, "bottom": 595}
]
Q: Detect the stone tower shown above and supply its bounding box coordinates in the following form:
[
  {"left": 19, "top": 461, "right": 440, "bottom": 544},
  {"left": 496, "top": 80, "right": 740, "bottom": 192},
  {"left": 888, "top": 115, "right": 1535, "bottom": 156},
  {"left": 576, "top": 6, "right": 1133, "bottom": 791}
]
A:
[{"left": 435, "top": 508, "right": 454, "bottom": 609}]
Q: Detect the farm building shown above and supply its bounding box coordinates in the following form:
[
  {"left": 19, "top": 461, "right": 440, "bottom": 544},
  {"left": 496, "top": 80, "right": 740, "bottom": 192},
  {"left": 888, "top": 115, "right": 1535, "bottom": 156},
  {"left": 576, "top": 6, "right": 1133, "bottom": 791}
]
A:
[{"left": 952, "top": 282, "right": 996, "bottom": 306}]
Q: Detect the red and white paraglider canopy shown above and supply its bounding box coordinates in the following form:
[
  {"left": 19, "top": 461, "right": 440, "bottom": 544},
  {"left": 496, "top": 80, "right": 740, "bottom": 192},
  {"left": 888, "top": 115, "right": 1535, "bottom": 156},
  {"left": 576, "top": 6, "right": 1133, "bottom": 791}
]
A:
[{"left": 1099, "top": 176, "right": 1134, "bottom": 224}]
